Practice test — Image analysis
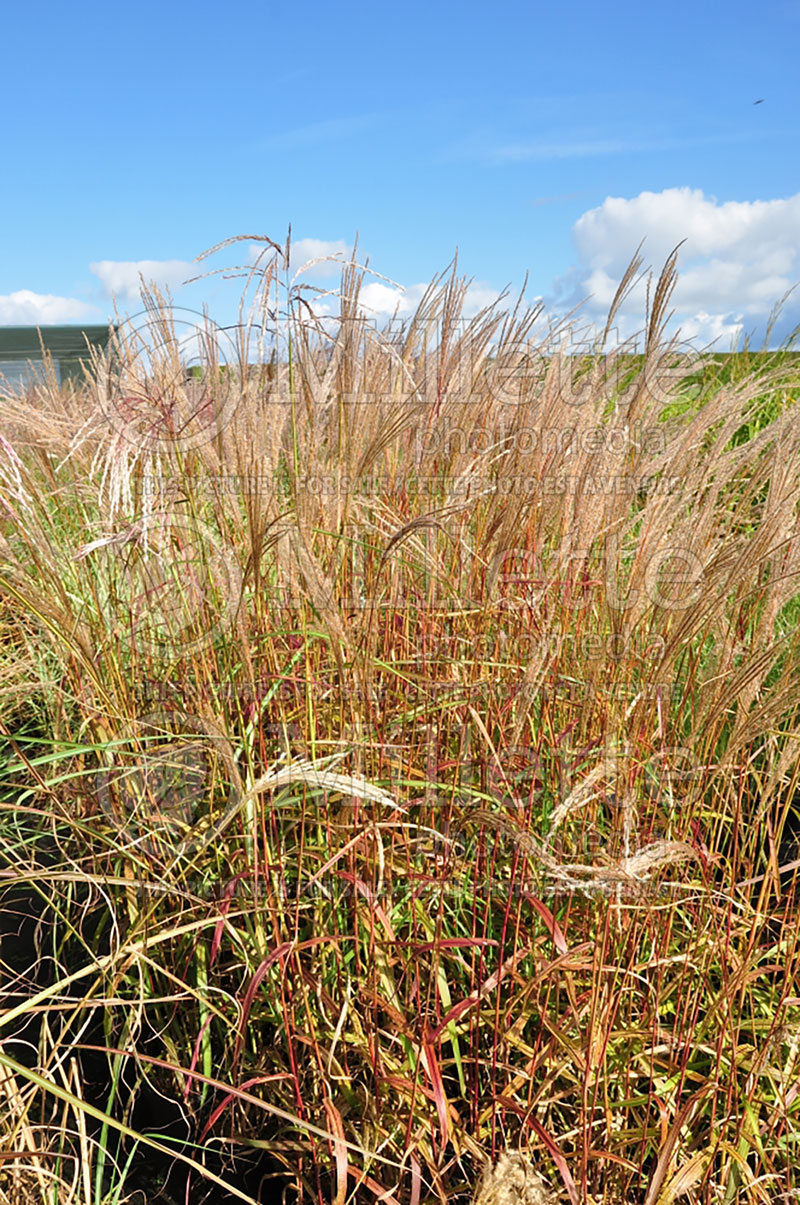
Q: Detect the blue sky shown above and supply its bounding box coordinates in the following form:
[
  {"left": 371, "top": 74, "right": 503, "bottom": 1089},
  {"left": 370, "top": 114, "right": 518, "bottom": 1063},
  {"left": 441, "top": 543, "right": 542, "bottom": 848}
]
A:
[{"left": 3, "top": 0, "right": 800, "bottom": 348}]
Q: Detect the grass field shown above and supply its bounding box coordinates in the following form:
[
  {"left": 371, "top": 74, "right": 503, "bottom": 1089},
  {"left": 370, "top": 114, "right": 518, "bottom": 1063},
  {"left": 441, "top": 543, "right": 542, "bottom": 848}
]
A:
[{"left": 1, "top": 237, "right": 800, "bottom": 1204}]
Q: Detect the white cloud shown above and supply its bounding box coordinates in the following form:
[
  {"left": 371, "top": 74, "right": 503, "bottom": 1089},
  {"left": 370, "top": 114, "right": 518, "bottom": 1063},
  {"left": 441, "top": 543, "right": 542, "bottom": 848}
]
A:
[
  {"left": 356, "top": 281, "right": 427, "bottom": 318},
  {"left": 308, "top": 278, "right": 503, "bottom": 324},
  {"left": 245, "top": 237, "right": 352, "bottom": 279},
  {"left": 289, "top": 238, "right": 351, "bottom": 279},
  {"left": 255, "top": 113, "right": 380, "bottom": 152},
  {"left": 0, "top": 290, "right": 99, "bottom": 324},
  {"left": 453, "top": 129, "right": 755, "bottom": 169},
  {"left": 492, "top": 138, "right": 631, "bottom": 163},
  {"left": 461, "top": 282, "right": 506, "bottom": 317},
  {"left": 556, "top": 188, "right": 800, "bottom": 347},
  {"left": 90, "top": 259, "right": 194, "bottom": 301}
]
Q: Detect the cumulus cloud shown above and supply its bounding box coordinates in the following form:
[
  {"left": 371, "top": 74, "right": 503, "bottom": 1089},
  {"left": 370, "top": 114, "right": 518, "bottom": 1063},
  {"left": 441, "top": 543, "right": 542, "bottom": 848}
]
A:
[
  {"left": 0, "top": 290, "right": 99, "bottom": 324},
  {"left": 356, "top": 281, "right": 428, "bottom": 318},
  {"left": 289, "top": 238, "right": 351, "bottom": 278},
  {"left": 90, "top": 259, "right": 194, "bottom": 301},
  {"left": 365, "top": 279, "right": 505, "bottom": 324},
  {"left": 308, "top": 278, "right": 503, "bottom": 324},
  {"left": 552, "top": 187, "right": 800, "bottom": 347},
  {"left": 245, "top": 237, "right": 352, "bottom": 279}
]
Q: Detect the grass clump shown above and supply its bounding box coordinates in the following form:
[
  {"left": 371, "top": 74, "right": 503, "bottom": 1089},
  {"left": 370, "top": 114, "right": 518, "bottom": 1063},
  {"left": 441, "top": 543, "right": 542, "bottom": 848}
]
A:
[{"left": 1, "top": 235, "right": 800, "bottom": 1203}]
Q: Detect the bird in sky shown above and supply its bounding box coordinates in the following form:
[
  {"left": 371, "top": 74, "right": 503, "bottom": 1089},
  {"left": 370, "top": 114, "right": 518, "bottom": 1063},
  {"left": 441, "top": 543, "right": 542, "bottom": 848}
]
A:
[{"left": 754, "top": 98, "right": 765, "bottom": 104}]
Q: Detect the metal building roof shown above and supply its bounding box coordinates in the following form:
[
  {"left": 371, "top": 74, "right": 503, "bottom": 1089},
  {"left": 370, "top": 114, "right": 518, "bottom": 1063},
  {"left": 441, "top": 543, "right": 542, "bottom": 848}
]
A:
[
  {"left": 0, "top": 324, "right": 116, "bottom": 387},
  {"left": 0, "top": 325, "right": 114, "bottom": 357}
]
